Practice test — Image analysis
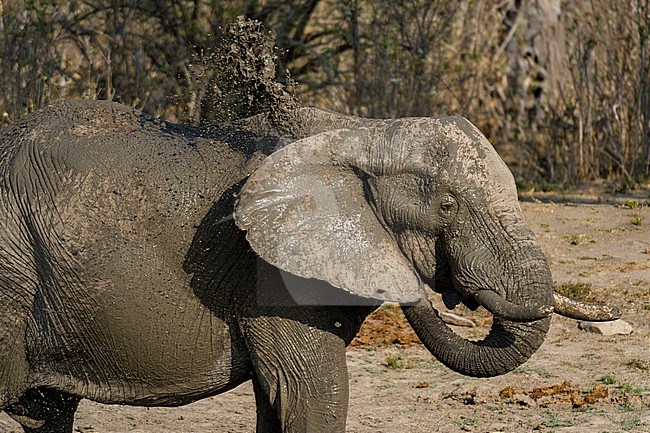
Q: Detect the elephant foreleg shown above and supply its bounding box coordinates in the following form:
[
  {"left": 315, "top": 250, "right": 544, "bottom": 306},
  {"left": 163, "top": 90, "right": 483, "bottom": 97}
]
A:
[
  {"left": 240, "top": 313, "right": 349, "bottom": 433},
  {"left": 252, "top": 376, "right": 283, "bottom": 433},
  {"left": 6, "top": 388, "right": 80, "bottom": 433}
]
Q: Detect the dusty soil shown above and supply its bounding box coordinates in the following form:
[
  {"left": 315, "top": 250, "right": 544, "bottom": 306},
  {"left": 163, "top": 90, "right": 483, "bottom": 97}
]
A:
[{"left": 1, "top": 195, "right": 649, "bottom": 433}]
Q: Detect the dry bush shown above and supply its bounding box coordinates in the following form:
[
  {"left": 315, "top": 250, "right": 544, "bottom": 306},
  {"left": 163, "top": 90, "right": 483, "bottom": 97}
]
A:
[
  {"left": 0, "top": 0, "right": 238, "bottom": 124},
  {"left": 0, "top": 0, "right": 62, "bottom": 125},
  {"left": 546, "top": 0, "right": 650, "bottom": 185}
]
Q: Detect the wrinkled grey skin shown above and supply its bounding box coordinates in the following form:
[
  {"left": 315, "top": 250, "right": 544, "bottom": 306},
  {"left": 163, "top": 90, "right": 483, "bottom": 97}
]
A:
[{"left": 0, "top": 100, "right": 618, "bottom": 433}]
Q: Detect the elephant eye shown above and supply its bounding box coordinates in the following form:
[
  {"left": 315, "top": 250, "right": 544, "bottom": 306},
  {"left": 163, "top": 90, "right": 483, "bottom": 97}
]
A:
[{"left": 439, "top": 196, "right": 456, "bottom": 216}]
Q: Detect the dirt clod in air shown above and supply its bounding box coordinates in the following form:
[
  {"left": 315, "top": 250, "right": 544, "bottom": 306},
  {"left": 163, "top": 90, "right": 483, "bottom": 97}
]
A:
[{"left": 187, "top": 16, "right": 299, "bottom": 131}]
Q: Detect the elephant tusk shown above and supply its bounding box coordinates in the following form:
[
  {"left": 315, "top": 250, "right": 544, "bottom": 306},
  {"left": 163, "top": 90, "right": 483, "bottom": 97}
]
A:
[
  {"left": 553, "top": 292, "right": 621, "bottom": 322},
  {"left": 474, "top": 290, "right": 554, "bottom": 322}
]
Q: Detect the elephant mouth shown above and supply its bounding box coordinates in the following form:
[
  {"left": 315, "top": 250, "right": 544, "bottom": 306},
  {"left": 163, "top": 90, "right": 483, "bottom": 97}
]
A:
[{"left": 441, "top": 290, "right": 481, "bottom": 311}]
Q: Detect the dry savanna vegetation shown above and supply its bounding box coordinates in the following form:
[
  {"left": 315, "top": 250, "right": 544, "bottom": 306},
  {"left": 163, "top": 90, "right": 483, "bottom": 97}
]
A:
[{"left": 0, "top": 0, "right": 649, "bottom": 187}]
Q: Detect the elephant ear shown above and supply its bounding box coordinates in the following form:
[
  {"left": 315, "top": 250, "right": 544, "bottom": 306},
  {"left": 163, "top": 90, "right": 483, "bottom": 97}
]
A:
[{"left": 234, "top": 128, "right": 422, "bottom": 303}]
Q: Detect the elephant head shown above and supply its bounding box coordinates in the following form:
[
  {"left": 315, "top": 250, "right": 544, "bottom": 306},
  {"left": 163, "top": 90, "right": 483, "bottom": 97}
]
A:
[{"left": 234, "top": 114, "right": 558, "bottom": 377}]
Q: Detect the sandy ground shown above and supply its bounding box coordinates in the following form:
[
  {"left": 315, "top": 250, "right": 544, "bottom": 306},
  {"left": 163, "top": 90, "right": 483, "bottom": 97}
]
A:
[{"left": 1, "top": 195, "right": 649, "bottom": 433}]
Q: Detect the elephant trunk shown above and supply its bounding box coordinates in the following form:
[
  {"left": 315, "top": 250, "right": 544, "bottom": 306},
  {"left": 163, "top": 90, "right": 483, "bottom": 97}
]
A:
[
  {"left": 403, "top": 252, "right": 554, "bottom": 377},
  {"left": 403, "top": 299, "right": 550, "bottom": 377}
]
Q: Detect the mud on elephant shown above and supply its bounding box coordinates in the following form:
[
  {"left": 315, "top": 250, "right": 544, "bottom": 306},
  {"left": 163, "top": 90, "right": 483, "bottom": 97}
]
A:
[{"left": 0, "top": 100, "right": 618, "bottom": 432}]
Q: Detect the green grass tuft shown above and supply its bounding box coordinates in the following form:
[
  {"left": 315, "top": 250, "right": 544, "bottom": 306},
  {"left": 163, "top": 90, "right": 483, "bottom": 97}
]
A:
[
  {"left": 554, "top": 282, "right": 592, "bottom": 302},
  {"left": 598, "top": 373, "right": 617, "bottom": 385}
]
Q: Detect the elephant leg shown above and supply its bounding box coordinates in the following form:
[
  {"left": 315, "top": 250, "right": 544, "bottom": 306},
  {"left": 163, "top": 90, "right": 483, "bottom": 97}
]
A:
[
  {"left": 5, "top": 388, "right": 80, "bottom": 433},
  {"left": 252, "top": 376, "right": 282, "bottom": 432},
  {"left": 240, "top": 313, "right": 349, "bottom": 433}
]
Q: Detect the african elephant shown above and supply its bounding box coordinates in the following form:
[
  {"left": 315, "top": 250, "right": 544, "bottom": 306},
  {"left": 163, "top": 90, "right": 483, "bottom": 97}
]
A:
[{"left": 0, "top": 100, "right": 618, "bottom": 432}]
